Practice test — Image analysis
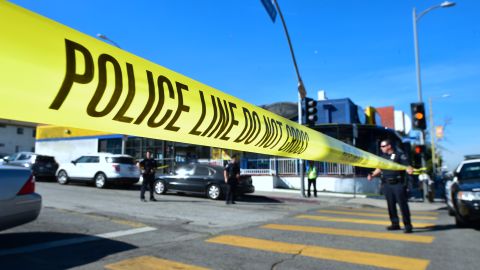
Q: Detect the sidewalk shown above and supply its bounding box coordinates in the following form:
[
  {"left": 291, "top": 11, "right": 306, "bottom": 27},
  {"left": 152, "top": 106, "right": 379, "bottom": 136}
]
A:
[{"left": 254, "top": 189, "right": 446, "bottom": 212}]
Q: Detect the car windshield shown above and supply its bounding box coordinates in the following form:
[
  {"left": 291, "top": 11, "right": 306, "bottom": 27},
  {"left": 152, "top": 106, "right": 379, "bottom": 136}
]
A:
[
  {"left": 106, "top": 157, "right": 135, "bottom": 164},
  {"left": 459, "top": 162, "right": 480, "bottom": 181}
]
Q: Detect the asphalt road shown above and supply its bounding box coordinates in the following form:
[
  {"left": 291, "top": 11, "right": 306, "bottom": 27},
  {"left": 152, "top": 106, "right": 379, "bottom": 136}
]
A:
[{"left": 1, "top": 181, "right": 479, "bottom": 270}]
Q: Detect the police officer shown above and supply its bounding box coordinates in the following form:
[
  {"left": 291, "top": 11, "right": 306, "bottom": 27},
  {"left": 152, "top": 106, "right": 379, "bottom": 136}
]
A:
[
  {"left": 368, "top": 139, "right": 414, "bottom": 233},
  {"left": 224, "top": 154, "right": 240, "bottom": 205},
  {"left": 307, "top": 160, "right": 318, "bottom": 197},
  {"left": 139, "top": 150, "right": 158, "bottom": 202}
]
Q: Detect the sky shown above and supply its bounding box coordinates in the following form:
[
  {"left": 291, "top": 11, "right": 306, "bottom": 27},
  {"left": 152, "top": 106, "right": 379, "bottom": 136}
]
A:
[{"left": 9, "top": 0, "right": 480, "bottom": 170}]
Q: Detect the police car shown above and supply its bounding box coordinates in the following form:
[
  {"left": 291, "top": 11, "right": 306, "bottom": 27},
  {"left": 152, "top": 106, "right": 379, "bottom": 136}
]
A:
[{"left": 449, "top": 155, "right": 480, "bottom": 227}]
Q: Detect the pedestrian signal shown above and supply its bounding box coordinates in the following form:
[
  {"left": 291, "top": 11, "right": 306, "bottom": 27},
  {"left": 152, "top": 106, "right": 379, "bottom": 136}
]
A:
[{"left": 411, "top": 102, "right": 426, "bottom": 130}]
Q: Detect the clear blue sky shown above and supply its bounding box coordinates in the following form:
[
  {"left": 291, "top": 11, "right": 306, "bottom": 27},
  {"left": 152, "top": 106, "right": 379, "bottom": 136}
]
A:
[{"left": 10, "top": 0, "right": 480, "bottom": 170}]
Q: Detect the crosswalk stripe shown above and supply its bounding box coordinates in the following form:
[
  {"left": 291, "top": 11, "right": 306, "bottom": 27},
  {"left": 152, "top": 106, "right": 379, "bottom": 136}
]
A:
[
  {"left": 206, "top": 235, "right": 430, "bottom": 270},
  {"left": 261, "top": 224, "right": 434, "bottom": 244},
  {"left": 296, "top": 215, "right": 435, "bottom": 228},
  {"left": 338, "top": 207, "right": 438, "bottom": 216},
  {"left": 318, "top": 210, "right": 438, "bottom": 220},
  {"left": 105, "top": 256, "right": 210, "bottom": 270}
]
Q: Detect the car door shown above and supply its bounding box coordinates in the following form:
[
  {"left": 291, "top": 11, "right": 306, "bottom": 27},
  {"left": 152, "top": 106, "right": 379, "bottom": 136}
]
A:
[
  {"left": 69, "top": 156, "right": 90, "bottom": 179},
  {"left": 184, "top": 165, "right": 212, "bottom": 193},
  {"left": 82, "top": 155, "right": 100, "bottom": 179},
  {"left": 169, "top": 165, "right": 195, "bottom": 191}
]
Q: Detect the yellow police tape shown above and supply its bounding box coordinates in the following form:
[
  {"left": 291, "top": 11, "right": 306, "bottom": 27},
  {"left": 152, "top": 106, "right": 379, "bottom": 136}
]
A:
[{"left": 0, "top": 2, "right": 406, "bottom": 170}]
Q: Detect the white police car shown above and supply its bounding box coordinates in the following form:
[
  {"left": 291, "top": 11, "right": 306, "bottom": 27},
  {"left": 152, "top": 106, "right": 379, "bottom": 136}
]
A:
[{"left": 449, "top": 155, "right": 480, "bottom": 227}]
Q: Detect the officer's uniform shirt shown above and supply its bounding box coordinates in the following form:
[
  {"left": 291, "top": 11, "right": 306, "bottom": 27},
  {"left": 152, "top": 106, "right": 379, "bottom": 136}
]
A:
[
  {"left": 381, "top": 151, "right": 409, "bottom": 183},
  {"left": 224, "top": 162, "right": 240, "bottom": 184},
  {"left": 140, "top": 158, "right": 157, "bottom": 176}
]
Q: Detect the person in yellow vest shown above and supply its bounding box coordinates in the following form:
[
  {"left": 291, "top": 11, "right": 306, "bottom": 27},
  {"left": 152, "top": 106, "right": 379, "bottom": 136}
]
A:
[{"left": 307, "top": 160, "right": 317, "bottom": 197}]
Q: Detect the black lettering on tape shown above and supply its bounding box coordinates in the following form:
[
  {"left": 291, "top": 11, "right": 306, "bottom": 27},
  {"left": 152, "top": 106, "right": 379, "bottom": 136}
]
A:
[
  {"left": 86, "top": 54, "right": 123, "bottom": 117},
  {"left": 202, "top": 95, "right": 217, "bottom": 137},
  {"left": 219, "top": 102, "right": 238, "bottom": 141},
  {"left": 50, "top": 39, "right": 94, "bottom": 110},
  {"left": 134, "top": 70, "right": 155, "bottom": 125},
  {"left": 113, "top": 63, "right": 135, "bottom": 123},
  {"left": 247, "top": 111, "right": 261, "bottom": 144},
  {"left": 209, "top": 98, "right": 229, "bottom": 138},
  {"left": 147, "top": 75, "right": 171, "bottom": 128},
  {"left": 234, "top": 108, "right": 261, "bottom": 145},
  {"left": 189, "top": 90, "right": 206, "bottom": 136},
  {"left": 255, "top": 115, "right": 272, "bottom": 147},
  {"left": 234, "top": 107, "right": 253, "bottom": 143},
  {"left": 269, "top": 120, "right": 283, "bottom": 149},
  {"left": 278, "top": 125, "right": 291, "bottom": 152},
  {"left": 165, "top": 82, "right": 190, "bottom": 132}
]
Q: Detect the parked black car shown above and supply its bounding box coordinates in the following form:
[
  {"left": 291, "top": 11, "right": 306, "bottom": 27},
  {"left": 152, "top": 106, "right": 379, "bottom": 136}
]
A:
[
  {"left": 31, "top": 155, "right": 59, "bottom": 180},
  {"left": 154, "top": 164, "right": 255, "bottom": 200},
  {"left": 450, "top": 157, "right": 480, "bottom": 226}
]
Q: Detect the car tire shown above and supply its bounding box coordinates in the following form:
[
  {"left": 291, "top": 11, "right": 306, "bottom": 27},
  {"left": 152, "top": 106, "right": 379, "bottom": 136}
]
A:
[
  {"left": 154, "top": 180, "right": 167, "bottom": 194},
  {"left": 94, "top": 173, "right": 107, "bottom": 189},
  {"left": 447, "top": 206, "right": 455, "bottom": 216},
  {"left": 207, "top": 184, "right": 221, "bottom": 200},
  {"left": 455, "top": 214, "right": 468, "bottom": 228},
  {"left": 57, "top": 170, "right": 69, "bottom": 185}
]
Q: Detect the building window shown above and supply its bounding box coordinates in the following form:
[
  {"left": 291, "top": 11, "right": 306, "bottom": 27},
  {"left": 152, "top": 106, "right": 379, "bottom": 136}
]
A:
[
  {"left": 17, "top": 127, "right": 24, "bottom": 134},
  {"left": 98, "top": 138, "right": 122, "bottom": 154}
]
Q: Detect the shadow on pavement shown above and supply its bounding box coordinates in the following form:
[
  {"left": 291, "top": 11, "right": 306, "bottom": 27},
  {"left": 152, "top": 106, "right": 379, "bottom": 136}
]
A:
[
  {"left": 149, "top": 193, "right": 284, "bottom": 204},
  {"left": 415, "top": 223, "right": 480, "bottom": 232},
  {"left": 0, "top": 232, "right": 137, "bottom": 270},
  {"left": 237, "top": 195, "right": 284, "bottom": 204}
]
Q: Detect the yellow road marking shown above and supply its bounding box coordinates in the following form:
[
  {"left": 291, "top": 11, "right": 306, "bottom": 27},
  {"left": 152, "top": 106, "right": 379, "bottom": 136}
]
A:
[
  {"left": 109, "top": 218, "right": 146, "bottom": 228},
  {"left": 206, "top": 235, "right": 429, "bottom": 270},
  {"left": 318, "top": 210, "right": 438, "bottom": 220},
  {"left": 296, "top": 215, "right": 435, "bottom": 228},
  {"left": 338, "top": 207, "right": 438, "bottom": 216},
  {"left": 105, "top": 256, "right": 210, "bottom": 270},
  {"left": 262, "top": 224, "right": 434, "bottom": 244}
]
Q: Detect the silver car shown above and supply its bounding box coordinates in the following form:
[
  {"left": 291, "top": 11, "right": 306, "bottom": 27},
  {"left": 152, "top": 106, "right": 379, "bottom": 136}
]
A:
[
  {"left": 0, "top": 165, "right": 42, "bottom": 231},
  {"left": 1, "top": 151, "right": 36, "bottom": 167}
]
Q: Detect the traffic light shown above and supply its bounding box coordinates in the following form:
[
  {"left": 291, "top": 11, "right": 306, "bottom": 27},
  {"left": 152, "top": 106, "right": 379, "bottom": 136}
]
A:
[
  {"left": 412, "top": 144, "right": 426, "bottom": 167},
  {"left": 411, "top": 102, "right": 426, "bottom": 130},
  {"left": 301, "top": 97, "right": 318, "bottom": 126}
]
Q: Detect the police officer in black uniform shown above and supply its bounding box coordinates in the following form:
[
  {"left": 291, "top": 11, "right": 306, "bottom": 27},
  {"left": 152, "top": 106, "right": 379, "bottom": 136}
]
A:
[
  {"left": 368, "top": 139, "right": 414, "bottom": 233},
  {"left": 224, "top": 155, "right": 240, "bottom": 205},
  {"left": 139, "top": 150, "right": 158, "bottom": 202}
]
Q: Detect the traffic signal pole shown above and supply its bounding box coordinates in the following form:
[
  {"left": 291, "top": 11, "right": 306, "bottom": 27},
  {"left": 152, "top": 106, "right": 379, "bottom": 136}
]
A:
[
  {"left": 272, "top": 0, "right": 307, "bottom": 197},
  {"left": 429, "top": 97, "right": 436, "bottom": 180}
]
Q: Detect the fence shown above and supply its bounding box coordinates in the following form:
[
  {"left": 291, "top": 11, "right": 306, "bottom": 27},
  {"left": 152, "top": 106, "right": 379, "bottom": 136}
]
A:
[{"left": 240, "top": 158, "right": 355, "bottom": 176}]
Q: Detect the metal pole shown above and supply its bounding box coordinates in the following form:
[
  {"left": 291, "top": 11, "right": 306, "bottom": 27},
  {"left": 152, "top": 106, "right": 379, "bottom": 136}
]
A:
[
  {"left": 412, "top": 8, "right": 423, "bottom": 103},
  {"left": 429, "top": 97, "right": 436, "bottom": 179},
  {"left": 273, "top": 0, "right": 306, "bottom": 197},
  {"left": 96, "top": 33, "right": 127, "bottom": 155}
]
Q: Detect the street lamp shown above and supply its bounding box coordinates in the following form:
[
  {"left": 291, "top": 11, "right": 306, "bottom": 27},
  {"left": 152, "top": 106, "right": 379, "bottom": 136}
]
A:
[
  {"left": 428, "top": 93, "right": 450, "bottom": 180},
  {"left": 96, "top": 33, "right": 127, "bottom": 155},
  {"left": 412, "top": 1, "right": 455, "bottom": 103},
  {"left": 412, "top": 1, "right": 455, "bottom": 174},
  {"left": 96, "top": 33, "right": 122, "bottom": 49}
]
